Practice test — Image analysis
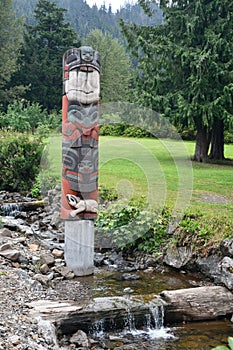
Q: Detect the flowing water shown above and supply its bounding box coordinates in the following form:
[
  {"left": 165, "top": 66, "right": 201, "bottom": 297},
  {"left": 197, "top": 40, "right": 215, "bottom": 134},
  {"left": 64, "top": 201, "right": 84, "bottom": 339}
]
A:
[
  {"left": 80, "top": 268, "right": 233, "bottom": 349},
  {"left": 0, "top": 203, "right": 22, "bottom": 217},
  {"left": 1, "top": 204, "right": 232, "bottom": 348}
]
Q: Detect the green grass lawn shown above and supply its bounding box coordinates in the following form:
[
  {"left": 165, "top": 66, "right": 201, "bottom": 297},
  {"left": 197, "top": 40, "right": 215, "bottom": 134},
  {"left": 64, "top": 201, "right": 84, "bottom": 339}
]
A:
[{"left": 43, "top": 134, "right": 233, "bottom": 220}]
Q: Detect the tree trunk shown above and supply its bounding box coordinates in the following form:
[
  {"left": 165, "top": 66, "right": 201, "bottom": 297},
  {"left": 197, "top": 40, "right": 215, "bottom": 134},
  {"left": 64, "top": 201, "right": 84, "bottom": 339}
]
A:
[
  {"left": 193, "top": 124, "right": 210, "bottom": 162},
  {"left": 209, "top": 118, "right": 224, "bottom": 160}
]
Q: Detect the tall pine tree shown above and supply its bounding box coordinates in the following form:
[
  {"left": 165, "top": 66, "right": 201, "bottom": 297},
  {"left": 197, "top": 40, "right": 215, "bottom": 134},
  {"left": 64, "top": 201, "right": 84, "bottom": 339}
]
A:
[
  {"left": 122, "top": 0, "right": 233, "bottom": 162},
  {"left": 16, "top": 0, "right": 80, "bottom": 111},
  {"left": 0, "top": 0, "right": 23, "bottom": 109}
]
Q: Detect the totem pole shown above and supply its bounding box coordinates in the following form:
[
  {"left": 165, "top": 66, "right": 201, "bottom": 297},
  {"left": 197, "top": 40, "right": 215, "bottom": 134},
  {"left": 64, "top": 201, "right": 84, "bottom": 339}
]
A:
[{"left": 61, "top": 46, "right": 100, "bottom": 276}]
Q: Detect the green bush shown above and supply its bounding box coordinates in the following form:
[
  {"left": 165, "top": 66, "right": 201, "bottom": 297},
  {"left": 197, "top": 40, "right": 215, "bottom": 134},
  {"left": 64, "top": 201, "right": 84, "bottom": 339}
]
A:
[
  {"left": 0, "top": 101, "right": 61, "bottom": 135},
  {"left": 100, "top": 123, "right": 153, "bottom": 138},
  {"left": 225, "top": 131, "right": 233, "bottom": 144},
  {"left": 96, "top": 202, "right": 170, "bottom": 251},
  {"left": 31, "top": 174, "right": 58, "bottom": 198},
  {"left": 0, "top": 131, "right": 45, "bottom": 192}
]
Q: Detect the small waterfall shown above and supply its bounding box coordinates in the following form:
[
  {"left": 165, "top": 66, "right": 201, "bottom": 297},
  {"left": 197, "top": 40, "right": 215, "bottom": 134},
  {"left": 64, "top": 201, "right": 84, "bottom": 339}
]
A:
[
  {"left": 0, "top": 203, "right": 22, "bottom": 217},
  {"left": 148, "top": 304, "right": 164, "bottom": 329},
  {"left": 89, "top": 319, "right": 105, "bottom": 339},
  {"left": 124, "top": 306, "right": 137, "bottom": 332},
  {"left": 122, "top": 302, "right": 173, "bottom": 340}
]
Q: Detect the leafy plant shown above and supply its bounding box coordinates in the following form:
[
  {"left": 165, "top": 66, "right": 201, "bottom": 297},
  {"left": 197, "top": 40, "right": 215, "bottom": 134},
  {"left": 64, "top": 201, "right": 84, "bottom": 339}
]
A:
[
  {"left": 212, "top": 337, "right": 233, "bottom": 350},
  {"left": 0, "top": 101, "right": 46, "bottom": 133},
  {"left": 96, "top": 203, "right": 170, "bottom": 252},
  {"left": 0, "top": 130, "right": 45, "bottom": 192}
]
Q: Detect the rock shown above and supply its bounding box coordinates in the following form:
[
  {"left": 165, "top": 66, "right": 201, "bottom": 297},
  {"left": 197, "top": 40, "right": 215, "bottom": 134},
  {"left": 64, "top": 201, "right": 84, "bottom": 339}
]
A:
[
  {"left": 0, "top": 249, "right": 20, "bottom": 261},
  {"left": 34, "top": 273, "right": 51, "bottom": 286},
  {"left": 54, "top": 266, "right": 75, "bottom": 279},
  {"left": 50, "top": 211, "right": 61, "bottom": 228},
  {"left": 94, "top": 253, "right": 105, "bottom": 266},
  {"left": 29, "top": 243, "right": 40, "bottom": 251},
  {"left": 123, "top": 287, "right": 134, "bottom": 294},
  {"left": 122, "top": 273, "right": 140, "bottom": 281},
  {"left": 70, "top": 330, "right": 89, "bottom": 347},
  {"left": 32, "top": 255, "right": 41, "bottom": 265},
  {"left": 220, "top": 239, "right": 233, "bottom": 258},
  {"left": 164, "top": 246, "right": 193, "bottom": 269},
  {"left": 52, "top": 249, "right": 64, "bottom": 259},
  {"left": 196, "top": 255, "right": 222, "bottom": 283},
  {"left": 108, "top": 251, "right": 123, "bottom": 265},
  {"left": 18, "top": 253, "right": 29, "bottom": 264},
  {"left": 37, "top": 317, "right": 59, "bottom": 347},
  {"left": 8, "top": 335, "right": 20, "bottom": 345},
  {"left": 0, "top": 243, "right": 12, "bottom": 251},
  {"left": 40, "top": 264, "right": 50, "bottom": 275},
  {"left": 0, "top": 228, "right": 13, "bottom": 238},
  {"left": 40, "top": 253, "right": 55, "bottom": 266},
  {"left": 219, "top": 256, "right": 233, "bottom": 290}
]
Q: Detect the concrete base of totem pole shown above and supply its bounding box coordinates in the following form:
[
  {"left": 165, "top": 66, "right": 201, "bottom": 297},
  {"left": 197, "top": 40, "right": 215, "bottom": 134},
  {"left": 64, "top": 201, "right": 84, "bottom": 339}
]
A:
[{"left": 64, "top": 220, "right": 94, "bottom": 276}]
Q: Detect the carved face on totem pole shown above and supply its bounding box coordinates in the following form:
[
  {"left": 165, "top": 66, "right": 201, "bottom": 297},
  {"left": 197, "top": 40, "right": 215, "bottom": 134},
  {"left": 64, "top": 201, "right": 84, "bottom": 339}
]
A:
[{"left": 61, "top": 46, "right": 100, "bottom": 220}]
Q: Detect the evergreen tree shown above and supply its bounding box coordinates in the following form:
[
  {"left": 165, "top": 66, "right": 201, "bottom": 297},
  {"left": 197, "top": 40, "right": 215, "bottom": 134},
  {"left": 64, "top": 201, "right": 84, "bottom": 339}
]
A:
[
  {"left": 15, "top": 0, "right": 80, "bottom": 111},
  {"left": 85, "top": 29, "right": 132, "bottom": 103},
  {"left": 0, "top": 0, "right": 23, "bottom": 109},
  {"left": 122, "top": 0, "right": 233, "bottom": 162}
]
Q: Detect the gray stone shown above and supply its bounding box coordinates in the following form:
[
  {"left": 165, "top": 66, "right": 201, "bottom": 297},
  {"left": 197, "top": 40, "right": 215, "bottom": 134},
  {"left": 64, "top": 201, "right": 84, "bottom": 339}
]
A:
[
  {"left": 220, "top": 238, "right": 233, "bottom": 258},
  {"left": 219, "top": 256, "right": 233, "bottom": 290},
  {"left": 40, "top": 253, "right": 55, "bottom": 266},
  {"left": 54, "top": 266, "right": 75, "bottom": 280},
  {"left": 70, "top": 330, "right": 89, "bottom": 347},
  {"left": 40, "top": 264, "right": 50, "bottom": 275},
  {"left": 94, "top": 253, "right": 105, "bottom": 266},
  {"left": 0, "top": 243, "right": 12, "bottom": 251},
  {"left": 0, "top": 249, "right": 20, "bottom": 261},
  {"left": 164, "top": 246, "right": 193, "bottom": 269},
  {"left": 196, "top": 255, "right": 222, "bottom": 283},
  {"left": 32, "top": 255, "right": 41, "bottom": 265},
  {"left": 34, "top": 274, "right": 51, "bottom": 286},
  {"left": 122, "top": 273, "right": 140, "bottom": 281},
  {"left": 0, "top": 228, "right": 13, "bottom": 238}
]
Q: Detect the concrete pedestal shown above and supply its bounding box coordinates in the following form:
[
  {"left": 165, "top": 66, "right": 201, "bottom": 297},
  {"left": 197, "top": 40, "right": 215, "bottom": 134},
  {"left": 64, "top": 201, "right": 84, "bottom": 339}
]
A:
[{"left": 64, "top": 220, "right": 94, "bottom": 276}]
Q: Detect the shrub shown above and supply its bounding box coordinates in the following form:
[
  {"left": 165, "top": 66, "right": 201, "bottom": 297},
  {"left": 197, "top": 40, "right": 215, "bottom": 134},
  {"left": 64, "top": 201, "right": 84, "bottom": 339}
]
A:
[
  {"left": 0, "top": 101, "right": 61, "bottom": 135},
  {"left": 225, "top": 131, "right": 233, "bottom": 144},
  {"left": 0, "top": 131, "right": 45, "bottom": 192},
  {"left": 0, "top": 101, "right": 46, "bottom": 133},
  {"left": 95, "top": 202, "right": 170, "bottom": 251}
]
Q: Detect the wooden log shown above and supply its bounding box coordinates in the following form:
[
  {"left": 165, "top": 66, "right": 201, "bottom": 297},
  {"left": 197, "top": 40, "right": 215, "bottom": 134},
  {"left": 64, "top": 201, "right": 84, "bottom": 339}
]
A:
[
  {"left": 27, "top": 286, "right": 233, "bottom": 337},
  {"left": 160, "top": 286, "right": 233, "bottom": 324},
  {"left": 28, "top": 296, "right": 163, "bottom": 335}
]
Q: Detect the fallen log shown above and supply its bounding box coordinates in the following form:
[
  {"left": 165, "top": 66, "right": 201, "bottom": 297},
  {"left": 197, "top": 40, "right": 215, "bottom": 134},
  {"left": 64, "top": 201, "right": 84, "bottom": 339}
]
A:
[
  {"left": 27, "top": 286, "right": 233, "bottom": 337},
  {"left": 28, "top": 296, "right": 164, "bottom": 335},
  {"left": 160, "top": 286, "right": 233, "bottom": 324}
]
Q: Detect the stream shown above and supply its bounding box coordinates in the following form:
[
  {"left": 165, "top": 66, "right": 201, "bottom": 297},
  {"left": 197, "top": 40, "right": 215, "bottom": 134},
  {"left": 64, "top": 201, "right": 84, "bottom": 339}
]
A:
[
  {"left": 79, "top": 268, "right": 233, "bottom": 349},
  {"left": 1, "top": 197, "right": 233, "bottom": 349}
]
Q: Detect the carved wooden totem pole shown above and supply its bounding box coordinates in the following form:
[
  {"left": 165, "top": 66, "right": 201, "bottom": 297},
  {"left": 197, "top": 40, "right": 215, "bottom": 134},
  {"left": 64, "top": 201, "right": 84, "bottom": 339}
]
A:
[{"left": 61, "top": 46, "right": 100, "bottom": 276}]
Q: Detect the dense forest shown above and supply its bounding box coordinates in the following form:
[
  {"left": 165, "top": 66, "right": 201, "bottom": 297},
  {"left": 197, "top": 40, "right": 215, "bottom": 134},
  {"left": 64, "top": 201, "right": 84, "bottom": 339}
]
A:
[
  {"left": 13, "top": 0, "right": 163, "bottom": 40},
  {"left": 1, "top": 0, "right": 232, "bottom": 166}
]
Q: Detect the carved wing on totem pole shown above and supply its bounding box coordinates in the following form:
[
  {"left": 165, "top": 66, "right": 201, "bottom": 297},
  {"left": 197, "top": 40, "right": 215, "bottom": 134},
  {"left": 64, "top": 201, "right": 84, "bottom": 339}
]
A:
[{"left": 61, "top": 46, "right": 100, "bottom": 220}]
